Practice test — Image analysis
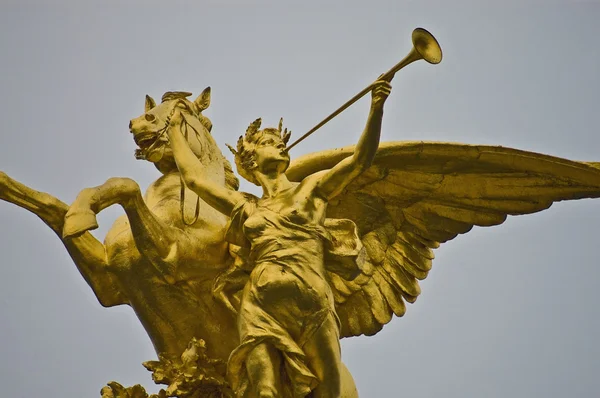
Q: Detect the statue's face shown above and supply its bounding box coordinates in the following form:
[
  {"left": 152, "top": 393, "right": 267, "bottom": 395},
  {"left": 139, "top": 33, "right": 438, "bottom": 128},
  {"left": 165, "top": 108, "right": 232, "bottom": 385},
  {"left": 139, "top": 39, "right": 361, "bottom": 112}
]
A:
[
  {"left": 129, "top": 101, "right": 174, "bottom": 163},
  {"left": 253, "top": 132, "right": 290, "bottom": 174},
  {"left": 129, "top": 100, "right": 207, "bottom": 167}
]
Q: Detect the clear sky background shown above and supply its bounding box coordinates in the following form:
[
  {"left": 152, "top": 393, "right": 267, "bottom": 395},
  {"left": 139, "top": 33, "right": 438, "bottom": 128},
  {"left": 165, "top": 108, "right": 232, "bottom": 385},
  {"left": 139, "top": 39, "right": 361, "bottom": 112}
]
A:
[{"left": 1, "top": 1, "right": 599, "bottom": 397}]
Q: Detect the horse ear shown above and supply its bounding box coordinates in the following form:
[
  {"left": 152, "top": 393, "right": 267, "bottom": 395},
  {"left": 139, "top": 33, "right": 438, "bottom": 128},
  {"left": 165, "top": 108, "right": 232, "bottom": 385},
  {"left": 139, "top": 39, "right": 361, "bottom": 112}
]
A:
[
  {"left": 194, "top": 87, "right": 211, "bottom": 112},
  {"left": 145, "top": 95, "right": 156, "bottom": 112}
]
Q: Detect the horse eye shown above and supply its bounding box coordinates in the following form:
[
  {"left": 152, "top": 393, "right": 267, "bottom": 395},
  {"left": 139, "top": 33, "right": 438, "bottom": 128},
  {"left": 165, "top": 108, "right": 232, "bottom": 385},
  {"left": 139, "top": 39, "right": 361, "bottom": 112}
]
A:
[{"left": 145, "top": 113, "right": 156, "bottom": 122}]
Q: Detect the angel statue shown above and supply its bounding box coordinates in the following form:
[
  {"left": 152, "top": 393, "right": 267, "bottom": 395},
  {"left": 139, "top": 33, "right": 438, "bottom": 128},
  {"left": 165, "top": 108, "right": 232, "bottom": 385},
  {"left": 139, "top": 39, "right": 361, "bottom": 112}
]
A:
[
  {"left": 167, "top": 78, "right": 391, "bottom": 397},
  {"left": 4, "top": 27, "right": 600, "bottom": 398}
]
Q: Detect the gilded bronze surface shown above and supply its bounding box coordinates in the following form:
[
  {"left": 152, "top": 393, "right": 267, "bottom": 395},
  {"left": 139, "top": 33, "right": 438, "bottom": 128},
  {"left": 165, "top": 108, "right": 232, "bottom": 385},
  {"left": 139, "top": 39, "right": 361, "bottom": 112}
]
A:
[{"left": 2, "top": 27, "right": 600, "bottom": 397}]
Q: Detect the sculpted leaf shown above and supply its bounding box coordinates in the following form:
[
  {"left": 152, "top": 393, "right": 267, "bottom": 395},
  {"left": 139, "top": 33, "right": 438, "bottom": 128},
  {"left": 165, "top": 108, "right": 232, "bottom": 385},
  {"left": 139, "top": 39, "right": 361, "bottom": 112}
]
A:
[
  {"left": 100, "top": 382, "right": 158, "bottom": 398},
  {"left": 142, "top": 338, "right": 232, "bottom": 398}
]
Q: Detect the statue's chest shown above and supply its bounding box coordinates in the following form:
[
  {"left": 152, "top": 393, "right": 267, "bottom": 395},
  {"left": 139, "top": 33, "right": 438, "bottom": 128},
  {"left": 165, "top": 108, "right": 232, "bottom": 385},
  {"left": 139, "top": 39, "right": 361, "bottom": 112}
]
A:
[{"left": 244, "top": 190, "right": 327, "bottom": 235}]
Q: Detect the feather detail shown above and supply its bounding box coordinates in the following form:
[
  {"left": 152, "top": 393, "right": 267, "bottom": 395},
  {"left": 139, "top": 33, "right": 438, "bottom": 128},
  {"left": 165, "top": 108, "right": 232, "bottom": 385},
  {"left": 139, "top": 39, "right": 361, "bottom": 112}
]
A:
[{"left": 285, "top": 141, "right": 600, "bottom": 338}]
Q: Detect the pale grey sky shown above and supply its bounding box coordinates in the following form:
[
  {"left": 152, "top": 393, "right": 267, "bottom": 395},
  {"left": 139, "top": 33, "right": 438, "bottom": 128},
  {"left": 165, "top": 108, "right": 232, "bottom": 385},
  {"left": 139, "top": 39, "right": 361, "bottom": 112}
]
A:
[{"left": 1, "top": 2, "right": 599, "bottom": 397}]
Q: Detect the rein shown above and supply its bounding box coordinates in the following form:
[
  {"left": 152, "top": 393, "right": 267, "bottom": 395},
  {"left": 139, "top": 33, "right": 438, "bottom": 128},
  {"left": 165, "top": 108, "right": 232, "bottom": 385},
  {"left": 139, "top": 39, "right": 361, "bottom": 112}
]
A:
[
  {"left": 141, "top": 101, "right": 201, "bottom": 226},
  {"left": 179, "top": 120, "right": 201, "bottom": 226}
]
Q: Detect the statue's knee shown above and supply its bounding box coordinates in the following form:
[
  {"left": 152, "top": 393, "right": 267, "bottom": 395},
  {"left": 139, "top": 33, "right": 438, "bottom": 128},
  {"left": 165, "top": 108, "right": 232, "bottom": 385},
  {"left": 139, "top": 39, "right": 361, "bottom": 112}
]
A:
[
  {"left": 257, "top": 391, "right": 278, "bottom": 398},
  {"left": 123, "top": 178, "right": 140, "bottom": 197},
  {"left": 330, "top": 383, "right": 342, "bottom": 398},
  {"left": 106, "top": 177, "right": 139, "bottom": 198},
  {"left": 313, "top": 383, "right": 341, "bottom": 398},
  {"left": 315, "top": 368, "right": 341, "bottom": 398},
  {"left": 105, "top": 177, "right": 136, "bottom": 190},
  {"left": 326, "top": 378, "right": 342, "bottom": 398},
  {"left": 74, "top": 187, "right": 96, "bottom": 205}
]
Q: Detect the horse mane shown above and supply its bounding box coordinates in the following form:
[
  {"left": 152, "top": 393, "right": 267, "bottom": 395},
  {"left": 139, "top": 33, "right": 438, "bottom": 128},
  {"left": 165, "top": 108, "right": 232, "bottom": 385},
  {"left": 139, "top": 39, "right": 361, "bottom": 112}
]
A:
[
  {"left": 161, "top": 91, "right": 192, "bottom": 102},
  {"left": 160, "top": 91, "right": 238, "bottom": 191}
]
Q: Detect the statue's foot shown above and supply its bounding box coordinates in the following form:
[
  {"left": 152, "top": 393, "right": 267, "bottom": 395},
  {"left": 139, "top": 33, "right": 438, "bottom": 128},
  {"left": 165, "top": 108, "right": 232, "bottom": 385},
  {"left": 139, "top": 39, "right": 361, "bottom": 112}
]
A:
[{"left": 63, "top": 208, "right": 99, "bottom": 238}]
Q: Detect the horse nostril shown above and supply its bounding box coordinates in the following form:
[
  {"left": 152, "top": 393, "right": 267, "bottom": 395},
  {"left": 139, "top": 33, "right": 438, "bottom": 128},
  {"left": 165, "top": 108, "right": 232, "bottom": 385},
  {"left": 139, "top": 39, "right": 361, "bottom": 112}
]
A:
[{"left": 129, "top": 120, "right": 133, "bottom": 130}]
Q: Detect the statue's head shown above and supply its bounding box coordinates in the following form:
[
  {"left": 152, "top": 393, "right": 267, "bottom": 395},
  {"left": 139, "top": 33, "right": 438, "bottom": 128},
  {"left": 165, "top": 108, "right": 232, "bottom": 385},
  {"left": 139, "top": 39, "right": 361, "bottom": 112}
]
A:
[
  {"left": 226, "top": 118, "right": 292, "bottom": 185},
  {"left": 129, "top": 87, "right": 239, "bottom": 189},
  {"left": 129, "top": 88, "right": 213, "bottom": 169}
]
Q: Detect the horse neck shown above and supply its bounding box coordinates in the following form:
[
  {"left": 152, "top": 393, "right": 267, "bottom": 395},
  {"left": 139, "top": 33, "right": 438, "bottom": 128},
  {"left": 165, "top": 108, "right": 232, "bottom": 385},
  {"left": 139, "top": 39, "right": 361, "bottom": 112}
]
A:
[
  {"left": 146, "top": 117, "right": 227, "bottom": 216},
  {"left": 146, "top": 171, "right": 227, "bottom": 229},
  {"left": 183, "top": 116, "right": 225, "bottom": 181}
]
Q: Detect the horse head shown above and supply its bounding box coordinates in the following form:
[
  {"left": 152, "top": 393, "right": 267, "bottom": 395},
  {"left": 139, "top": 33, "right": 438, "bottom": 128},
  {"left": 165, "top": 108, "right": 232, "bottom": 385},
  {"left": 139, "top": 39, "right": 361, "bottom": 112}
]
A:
[
  {"left": 129, "top": 88, "right": 213, "bottom": 169},
  {"left": 129, "top": 87, "right": 238, "bottom": 189}
]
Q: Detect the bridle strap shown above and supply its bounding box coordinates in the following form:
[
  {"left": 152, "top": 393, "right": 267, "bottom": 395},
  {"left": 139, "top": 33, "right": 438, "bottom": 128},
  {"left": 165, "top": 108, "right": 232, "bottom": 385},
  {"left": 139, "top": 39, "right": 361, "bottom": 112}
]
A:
[
  {"left": 145, "top": 100, "right": 203, "bottom": 226},
  {"left": 179, "top": 119, "right": 201, "bottom": 226}
]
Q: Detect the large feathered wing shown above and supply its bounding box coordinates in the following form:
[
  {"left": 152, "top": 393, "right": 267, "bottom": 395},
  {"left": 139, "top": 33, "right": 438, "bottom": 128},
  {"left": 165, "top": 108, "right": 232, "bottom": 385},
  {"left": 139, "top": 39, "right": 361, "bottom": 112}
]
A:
[{"left": 286, "top": 141, "right": 600, "bottom": 338}]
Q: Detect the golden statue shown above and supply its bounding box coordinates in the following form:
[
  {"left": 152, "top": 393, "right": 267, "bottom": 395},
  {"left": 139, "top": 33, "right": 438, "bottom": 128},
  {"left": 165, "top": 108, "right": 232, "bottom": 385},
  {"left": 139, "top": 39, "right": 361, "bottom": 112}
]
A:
[
  {"left": 2, "top": 28, "right": 600, "bottom": 397},
  {"left": 162, "top": 76, "right": 391, "bottom": 398}
]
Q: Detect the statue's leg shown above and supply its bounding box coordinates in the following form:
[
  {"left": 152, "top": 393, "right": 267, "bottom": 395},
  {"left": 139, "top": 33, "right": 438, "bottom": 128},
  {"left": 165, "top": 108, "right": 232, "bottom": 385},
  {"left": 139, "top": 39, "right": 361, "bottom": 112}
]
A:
[
  {"left": 0, "top": 171, "right": 126, "bottom": 307},
  {"left": 0, "top": 171, "right": 66, "bottom": 235},
  {"left": 303, "top": 316, "right": 343, "bottom": 398},
  {"left": 245, "top": 343, "right": 283, "bottom": 397},
  {"left": 64, "top": 177, "right": 185, "bottom": 278},
  {"left": 338, "top": 363, "right": 359, "bottom": 398}
]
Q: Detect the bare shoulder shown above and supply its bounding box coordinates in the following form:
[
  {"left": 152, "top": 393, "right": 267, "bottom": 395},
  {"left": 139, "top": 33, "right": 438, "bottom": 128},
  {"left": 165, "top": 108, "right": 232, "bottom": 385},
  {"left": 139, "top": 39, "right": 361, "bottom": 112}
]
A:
[
  {"left": 294, "top": 169, "right": 332, "bottom": 200},
  {"left": 297, "top": 169, "right": 330, "bottom": 188}
]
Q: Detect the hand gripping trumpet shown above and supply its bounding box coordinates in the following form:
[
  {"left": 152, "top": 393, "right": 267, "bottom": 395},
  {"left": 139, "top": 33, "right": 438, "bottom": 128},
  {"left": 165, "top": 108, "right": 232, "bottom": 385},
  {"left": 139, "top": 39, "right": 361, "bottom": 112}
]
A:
[{"left": 285, "top": 27, "right": 442, "bottom": 152}]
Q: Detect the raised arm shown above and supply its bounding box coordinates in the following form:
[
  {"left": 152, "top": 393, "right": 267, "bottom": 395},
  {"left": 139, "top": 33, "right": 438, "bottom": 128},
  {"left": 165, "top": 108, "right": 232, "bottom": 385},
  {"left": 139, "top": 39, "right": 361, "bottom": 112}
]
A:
[
  {"left": 315, "top": 80, "right": 391, "bottom": 200},
  {"left": 167, "top": 109, "right": 245, "bottom": 216}
]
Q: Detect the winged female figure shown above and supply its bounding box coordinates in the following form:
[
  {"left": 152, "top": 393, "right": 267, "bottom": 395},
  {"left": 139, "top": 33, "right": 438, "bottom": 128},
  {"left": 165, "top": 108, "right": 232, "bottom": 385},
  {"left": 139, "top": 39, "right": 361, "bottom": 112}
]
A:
[
  {"left": 4, "top": 31, "right": 600, "bottom": 396},
  {"left": 167, "top": 73, "right": 600, "bottom": 396},
  {"left": 3, "top": 79, "right": 600, "bottom": 397},
  {"left": 167, "top": 79, "right": 392, "bottom": 397}
]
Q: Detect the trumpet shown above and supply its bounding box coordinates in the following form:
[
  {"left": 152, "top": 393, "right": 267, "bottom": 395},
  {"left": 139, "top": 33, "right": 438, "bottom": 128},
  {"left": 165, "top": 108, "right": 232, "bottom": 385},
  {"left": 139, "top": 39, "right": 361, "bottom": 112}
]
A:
[{"left": 285, "top": 28, "right": 442, "bottom": 152}]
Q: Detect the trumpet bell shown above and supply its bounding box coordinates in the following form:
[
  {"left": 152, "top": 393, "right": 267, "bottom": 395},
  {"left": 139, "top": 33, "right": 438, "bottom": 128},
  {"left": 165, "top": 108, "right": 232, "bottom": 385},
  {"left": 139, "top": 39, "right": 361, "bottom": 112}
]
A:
[
  {"left": 412, "top": 28, "right": 443, "bottom": 64},
  {"left": 285, "top": 26, "right": 442, "bottom": 152}
]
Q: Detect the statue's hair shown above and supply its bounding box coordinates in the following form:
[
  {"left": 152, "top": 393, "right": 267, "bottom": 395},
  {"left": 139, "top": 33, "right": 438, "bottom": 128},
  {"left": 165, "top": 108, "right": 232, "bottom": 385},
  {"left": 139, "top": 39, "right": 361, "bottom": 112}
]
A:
[
  {"left": 226, "top": 118, "right": 291, "bottom": 186},
  {"left": 222, "top": 156, "right": 239, "bottom": 190}
]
